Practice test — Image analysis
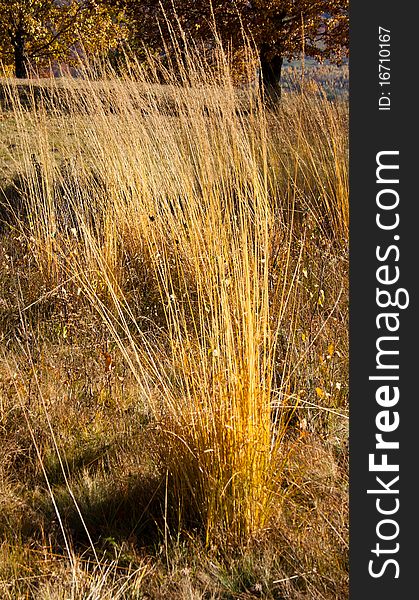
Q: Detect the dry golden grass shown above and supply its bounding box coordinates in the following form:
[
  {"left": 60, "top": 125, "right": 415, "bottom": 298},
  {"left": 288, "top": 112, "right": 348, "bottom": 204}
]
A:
[{"left": 0, "top": 46, "right": 348, "bottom": 599}]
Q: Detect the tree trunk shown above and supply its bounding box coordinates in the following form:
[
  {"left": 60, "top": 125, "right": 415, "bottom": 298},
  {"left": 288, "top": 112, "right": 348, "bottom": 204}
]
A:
[
  {"left": 12, "top": 26, "right": 28, "bottom": 78},
  {"left": 259, "top": 45, "right": 283, "bottom": 101}
]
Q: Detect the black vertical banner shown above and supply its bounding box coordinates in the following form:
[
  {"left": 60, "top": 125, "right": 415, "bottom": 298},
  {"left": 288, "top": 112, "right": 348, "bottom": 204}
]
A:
[{"left": 350, "top": 1, "right": 418, "bottom": 597}]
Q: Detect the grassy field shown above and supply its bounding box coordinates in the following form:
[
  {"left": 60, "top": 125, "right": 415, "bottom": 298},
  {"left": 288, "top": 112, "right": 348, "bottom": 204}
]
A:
[{"left": 0, "top": 53, "right": 348, "bottom": 599}]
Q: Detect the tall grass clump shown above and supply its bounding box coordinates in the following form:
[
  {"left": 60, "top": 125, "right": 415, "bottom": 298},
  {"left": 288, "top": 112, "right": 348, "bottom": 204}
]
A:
[{"left": 1, "top": 40, "right": 348, "bottom": 554}]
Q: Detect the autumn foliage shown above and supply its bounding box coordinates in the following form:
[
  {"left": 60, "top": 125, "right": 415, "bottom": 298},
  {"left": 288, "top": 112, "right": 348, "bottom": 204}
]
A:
[
  {"left": 0, "top": 0, "right": 124, "bottom": 77},
  {"left": 116, "top": 0, "right": 348, "bottom": 89},
  {"left": 1, "top": 0, "right": 348, "bottom": 82}
]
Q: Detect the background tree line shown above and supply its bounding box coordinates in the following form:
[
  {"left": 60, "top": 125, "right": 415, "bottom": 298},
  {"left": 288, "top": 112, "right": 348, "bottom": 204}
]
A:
[{"left": 0, "top": 0, "right": 348, "bottom": 92}]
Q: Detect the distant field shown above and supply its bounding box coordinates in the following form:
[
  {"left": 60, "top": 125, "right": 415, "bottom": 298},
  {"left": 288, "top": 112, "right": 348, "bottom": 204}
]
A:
[{"left": 283, "top": 61, "right": 349, "bottom": 97}]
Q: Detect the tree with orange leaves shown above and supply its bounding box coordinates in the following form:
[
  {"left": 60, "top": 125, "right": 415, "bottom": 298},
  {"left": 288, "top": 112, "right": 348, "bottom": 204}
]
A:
[
  {"left": 115, "top": 0, "right": 348, "bottom": 94},
  {"left": 0, "top": 0, "right": 125, "bottom": 78}
]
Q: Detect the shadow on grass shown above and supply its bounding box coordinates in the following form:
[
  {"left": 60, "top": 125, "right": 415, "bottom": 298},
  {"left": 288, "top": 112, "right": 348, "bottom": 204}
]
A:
[
  {"left": 25, "top": 468, "right": 166, "bottom": 556},
  {"left": 23, "top": 426, "right": 201, "bottom": 558},
  {"left": 0, "top": 162, "right": 104, "bottom": 236}
]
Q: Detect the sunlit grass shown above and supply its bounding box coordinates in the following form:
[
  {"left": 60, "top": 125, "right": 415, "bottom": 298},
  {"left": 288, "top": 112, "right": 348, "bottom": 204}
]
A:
[{"left": 0, "top": 44, "right": 348, "bottom": 598}]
